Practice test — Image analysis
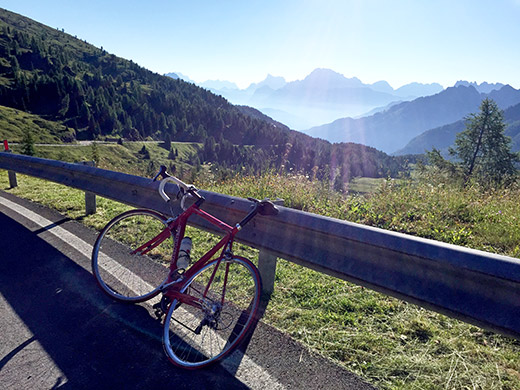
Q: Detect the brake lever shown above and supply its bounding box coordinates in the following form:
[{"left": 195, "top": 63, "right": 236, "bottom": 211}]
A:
[{"left": 258, "top": 199, "right": 280, "bottom": 216}]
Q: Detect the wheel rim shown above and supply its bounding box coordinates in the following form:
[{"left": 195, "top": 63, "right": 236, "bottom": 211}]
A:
[
  {"left": 163, "top": 258, "right": 261, "bottom": 368},
  {"left": 92, "top": 210, "right": 172, "bottom": 302}
]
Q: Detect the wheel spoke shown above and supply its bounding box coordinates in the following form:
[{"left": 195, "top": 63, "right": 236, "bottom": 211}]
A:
[
  {"left": 92, "top": 209, "right": 172, "bottom": 302},
  {"left": 163, "top": 258, "right": 261, "bottom": 368}
]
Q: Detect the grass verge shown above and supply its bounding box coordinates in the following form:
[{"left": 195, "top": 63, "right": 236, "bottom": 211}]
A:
[{"left": 1, "top": 170, "right": 520, "bottom": 389}]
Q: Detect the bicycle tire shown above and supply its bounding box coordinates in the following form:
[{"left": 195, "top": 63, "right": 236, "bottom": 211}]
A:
[
  {"left": 163, "top": 256, "right": 262, "bottom": 369},
  {"left": 92, "top": 209, "right": 173, "bottom": 303}
]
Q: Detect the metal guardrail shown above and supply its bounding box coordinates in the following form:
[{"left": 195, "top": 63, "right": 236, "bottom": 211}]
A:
[{"left": 1, "top": 152, "right": 520, "bottom": 339}]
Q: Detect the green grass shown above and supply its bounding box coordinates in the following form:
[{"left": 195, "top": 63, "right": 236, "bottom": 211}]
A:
[
  {"left": 0, "top": 104, "right": 75, "bottom": 143},
  {"left": 348, "top": 177, "right": 390, "bottom": 194},
  {"left": 2, "top": 169, "right": 520, "bottom": 389},
  {"left": 6, "top": 141, "right": 201, "bottom": 178},
  {"left": 195, "top": 171, "right": 520, "bottom": 388}
]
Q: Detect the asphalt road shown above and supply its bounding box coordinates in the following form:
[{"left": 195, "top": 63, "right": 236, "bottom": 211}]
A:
[{"left": 0, "top": 190, "right": 377, "bottom": 390}]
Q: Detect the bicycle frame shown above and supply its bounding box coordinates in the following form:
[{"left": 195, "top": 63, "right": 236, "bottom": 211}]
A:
[
  {"left": 133, "top": 199, "right": 240, "bottom": 309},
  {"left": 91, "top": 165, "right": 279, "bottom": 368}
]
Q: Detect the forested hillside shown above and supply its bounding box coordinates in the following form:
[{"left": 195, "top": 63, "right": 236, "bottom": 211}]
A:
[
  {"left": 307, "top": 84, "right": 520, "bottom": 154},
  {"left": 396, "top": 102, "right": 520, "bottom": 155},
  {"left": 0, "top": 7, "right": 408, "bottom": 183}
]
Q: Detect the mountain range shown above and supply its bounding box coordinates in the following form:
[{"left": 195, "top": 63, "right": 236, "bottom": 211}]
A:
[
  {"left": 305, "top": 84, "right": 520, "bottom": 154},
  {"left": 167, "top": 68, "right": 445, "bottom": 130},
  {"left": 0, "top": 7, "right": 410, "bottom": 183},
  {"left": 169, "top": 69, "right": 513, "bottom": 154},
  {"left": 2, "top": 5, "right": 516, "bottom": 178},
  {"left": 396, "top": 101, "right": 520, "bottom": 155}
]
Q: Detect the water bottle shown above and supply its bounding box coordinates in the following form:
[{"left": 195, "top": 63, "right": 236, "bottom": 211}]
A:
[{"left": 176, "top": 237, "right": 192, "bottom": 270}]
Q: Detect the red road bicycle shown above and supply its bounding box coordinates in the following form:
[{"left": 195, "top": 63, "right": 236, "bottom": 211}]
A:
[{"left": 91, "top": 166, "right": 278, "bottom": 369}]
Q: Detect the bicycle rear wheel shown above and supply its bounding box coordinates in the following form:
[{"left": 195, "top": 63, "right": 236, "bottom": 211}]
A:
[
  {"left": 92, "top": 209, "right": 173, "bottom": 303},
  {"left": 163, "top": 256, "right": 261, "bottom": 368}
]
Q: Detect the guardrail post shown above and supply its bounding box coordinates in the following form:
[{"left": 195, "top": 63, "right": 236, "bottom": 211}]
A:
[
  {"left": 80, "top": 161, "right": 96, "bottom": 215},
  {"left": 258, "top": 249, "right": 278, "bottom": 297},
  {"left": 257, "top": 198, "right": 284, "bottom": 298},
  {"left": 7, "top": 169, "right": 17, "bottom": 188},
  {"left": 3, "top": 140, "right": 17, "bottom": 188}
]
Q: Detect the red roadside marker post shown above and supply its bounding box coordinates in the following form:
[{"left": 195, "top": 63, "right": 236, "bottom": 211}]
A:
[{"left": 3, "top": 140, "right": 17, "bottom": 188}]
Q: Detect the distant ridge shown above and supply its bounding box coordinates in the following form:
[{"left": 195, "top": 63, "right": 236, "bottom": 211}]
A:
[
  {"left": 166, "top": 68, "right": 447, "bottom": 130},
  {"left": 305, "top": 85, "right": 520, "bottom": 154},
  {"left": 395, "top": 101, "right": 520, "bottom": 155},
  {"left": 454, "top": 80, "right": 505, "bottom": 94}
]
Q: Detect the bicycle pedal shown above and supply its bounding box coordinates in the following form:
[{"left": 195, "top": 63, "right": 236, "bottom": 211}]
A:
[
  {"left": 154, "top": 308, "right": 164, "bottom": 321},
  {"left": 152, "top": 302, "right": 164, "bottom": 320}
]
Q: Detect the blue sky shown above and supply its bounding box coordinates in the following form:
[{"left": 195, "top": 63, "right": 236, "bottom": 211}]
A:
[{"left": 2, "top": 0, "right": 520, "bottom": 89}]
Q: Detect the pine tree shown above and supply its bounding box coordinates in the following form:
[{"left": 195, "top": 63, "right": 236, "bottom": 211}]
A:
[
  {"left": 58, "top": 93, "right": 70, "bottom": 117},
  {"left": 90, "top": 142, "right": 100, "bottom": 165},
  {"left": 21, "top": 128, "right": 35, "bottom": 156},
  {"left": 139, "top": 145, "right": 150, "bottom": 159},
  {"left": 333, "top": 167, "right": 346, "bottom": 192},
  {"left": 162, "top": 133, "right": 172, "bottom": 150},
  {"left": 450, "top": 98, "right": 518, "bottom": 186}
]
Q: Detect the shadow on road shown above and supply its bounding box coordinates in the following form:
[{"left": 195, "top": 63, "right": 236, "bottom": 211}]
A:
[{"left": 0, "top": 213, "right": 250, "bottom": 389}]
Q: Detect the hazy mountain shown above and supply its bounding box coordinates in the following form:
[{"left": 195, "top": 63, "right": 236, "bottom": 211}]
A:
[
  {"left": 305, "top": 85, "right": 520, "bottom": 154},
  {"left": 394, "top": 82, "right": 444, "bottom": 98},
  {"left": 190, "top": 74, "right": 287, "bottom": 119},
  {"left": 370, "top": 80, "right": 394, "bottom": 94},
  {"left": 164, "top": 68, "right": 447, "bottom": 129},
  {"left": 245, "top": 74, "right": 286, "bottom": 92},
  {"left": 396, "top": 101, "right": 520, "bottom": 155},
  {"left": 394, "top": 120, "right": 465, "bottom": 156},
  {"left": 257, "top": 107, "right": 311, "bottom": 131},
  {"left": 193, "top": 74, "right": 286, "bottom": 96},
  {"left": 486, "top": 85, "right": 520, "bottom": 108},
  {"left": 199, "top": 79, "right": 239, "bottom": 90},
  {"left": 252, "top": 68, "right": 388, "bottom": 105},
  {"left": 299, "top": 68, "right": 364, "bottom": 89},
  {"left": 454, "top": 80, "right": 505, "bottom": 94},
  {"left": 354, "top": 100, "right": 405, "bottom": 118},
  {"left": 506, "top": 104, "right": 520, "bottom": 151},
  {"left": 246, "top": 69, "right": 404, "bottom": 128},
  {"left": 164, "top": 72, "right": 195, "bottom": 83}
]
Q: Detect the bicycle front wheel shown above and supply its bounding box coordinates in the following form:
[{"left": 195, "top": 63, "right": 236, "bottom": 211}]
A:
[
  {"left": 163, "top": 257, "right": 262, "bottom": 368},
  {"left": 92, "top": 209, "right": 174, "bottom": 303}
]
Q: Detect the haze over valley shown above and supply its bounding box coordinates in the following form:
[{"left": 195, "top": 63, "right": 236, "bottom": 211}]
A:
[
  {"left": 168, "top": 70, "right": 518, "bottom": 155},
  {"left": 167, "top": 68, "right": 445, "bottom": 130}
]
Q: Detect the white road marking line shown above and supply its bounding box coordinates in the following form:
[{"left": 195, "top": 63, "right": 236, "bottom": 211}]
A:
[{"left": 0, "top": 195, "right": 285, "bottom": 390}]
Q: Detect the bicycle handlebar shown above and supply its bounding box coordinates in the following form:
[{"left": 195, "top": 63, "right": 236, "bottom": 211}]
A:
[
  {"left": 152, "top": 166, "right": 279, "bottom": 221},
  {"left": 153, "top": 165, "right": 191, "bottom": 202},
  {"left": 158, "top": 177, "right": 185, "bottom": 202}
]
